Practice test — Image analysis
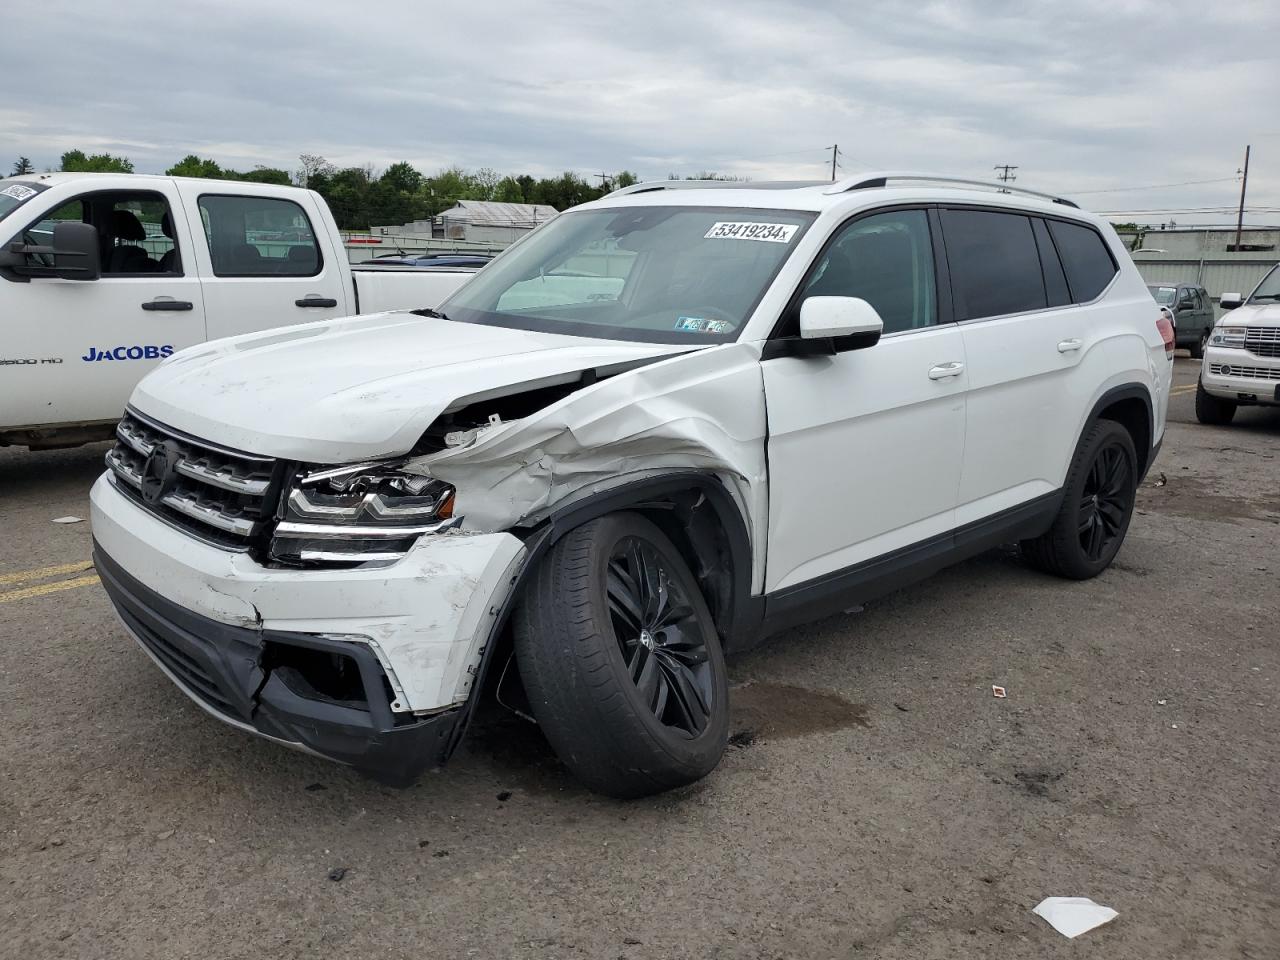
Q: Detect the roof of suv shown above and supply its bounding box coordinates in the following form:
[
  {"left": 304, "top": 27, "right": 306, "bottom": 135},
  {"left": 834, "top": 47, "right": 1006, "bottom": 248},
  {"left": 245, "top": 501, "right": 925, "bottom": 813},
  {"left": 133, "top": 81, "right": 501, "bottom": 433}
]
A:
[{"left": 592, "top": 172, "right": 1089, "bottom": 219}]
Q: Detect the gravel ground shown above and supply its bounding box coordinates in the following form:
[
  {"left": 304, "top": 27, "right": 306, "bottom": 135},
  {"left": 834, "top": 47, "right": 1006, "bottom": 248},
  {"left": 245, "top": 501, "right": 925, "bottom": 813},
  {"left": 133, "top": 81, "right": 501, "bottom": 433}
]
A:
[{"left": 1, "top": 356, "right": 1277, "bottom": 959}]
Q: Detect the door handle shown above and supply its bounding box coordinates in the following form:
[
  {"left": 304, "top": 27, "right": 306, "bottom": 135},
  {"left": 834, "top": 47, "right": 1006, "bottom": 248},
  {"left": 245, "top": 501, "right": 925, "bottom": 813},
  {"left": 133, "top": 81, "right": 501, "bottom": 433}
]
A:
[
  {"left": 296, "top": 296, "right": 338, "bottom": 308},
  {"left": 141, "top": 298, "right": 193, "bottom": 311},
  {"left": 928, "top": 361, "right": 965, "bottom": 380},
  {"left": 1057, "top": 338, "right": 1083, "bottom": 353}
]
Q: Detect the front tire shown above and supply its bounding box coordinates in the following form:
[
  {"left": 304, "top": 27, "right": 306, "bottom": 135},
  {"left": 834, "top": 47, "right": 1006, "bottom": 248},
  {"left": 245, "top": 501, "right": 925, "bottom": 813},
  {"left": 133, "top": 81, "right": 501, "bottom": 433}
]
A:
[
  {"left": 1195, "top": 379, "right": 1237, "bottom": 425},
  {"left": 1021, "top": 420, "right": 1138, "bottom": 580},
  {"left": 513, "top": 512, "right": 729, "bottom": 799},
  {"left": 1190, "top": 330, "right": 1209, "bottom": 360}
]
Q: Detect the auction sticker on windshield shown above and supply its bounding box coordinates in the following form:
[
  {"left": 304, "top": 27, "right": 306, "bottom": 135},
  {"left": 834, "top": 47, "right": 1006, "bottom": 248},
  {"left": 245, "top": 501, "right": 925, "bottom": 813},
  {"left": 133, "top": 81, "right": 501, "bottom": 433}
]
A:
[
  {"left": 1, "top": 184, "right": 38, "bottom": 202},
  {"left": 704, "top": 221, "right": 798, "bottom": 243}
]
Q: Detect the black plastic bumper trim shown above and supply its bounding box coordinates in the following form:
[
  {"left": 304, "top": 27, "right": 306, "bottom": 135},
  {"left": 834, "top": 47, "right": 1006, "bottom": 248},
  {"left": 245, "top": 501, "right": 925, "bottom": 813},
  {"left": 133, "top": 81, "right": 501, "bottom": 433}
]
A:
[{"left": 94, "top": 543, "right": 462, "bottom": 786}]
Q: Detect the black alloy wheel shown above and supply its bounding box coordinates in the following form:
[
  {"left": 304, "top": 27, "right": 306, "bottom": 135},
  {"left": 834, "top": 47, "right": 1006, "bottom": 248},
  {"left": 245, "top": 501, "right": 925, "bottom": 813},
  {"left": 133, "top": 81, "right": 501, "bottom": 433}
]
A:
[
  {"left": 513, "top": 512, "right": 729, "bottom": 798},
  {"left": 1020, "top": 419, "right": 1138, "bottom": 580},
  {"left": 605, "top": 536, "right": 714, "bottom": 737},
  {"left": 1077, "top": 442, "right": 1132, "bottom": 562}
]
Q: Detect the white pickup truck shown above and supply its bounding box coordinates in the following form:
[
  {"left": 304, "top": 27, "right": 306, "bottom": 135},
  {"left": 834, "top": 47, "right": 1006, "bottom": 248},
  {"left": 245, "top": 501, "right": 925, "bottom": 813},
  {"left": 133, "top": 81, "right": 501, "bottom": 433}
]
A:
[{"left": 0, "top": 173, "right": 477, "bottom": 449}]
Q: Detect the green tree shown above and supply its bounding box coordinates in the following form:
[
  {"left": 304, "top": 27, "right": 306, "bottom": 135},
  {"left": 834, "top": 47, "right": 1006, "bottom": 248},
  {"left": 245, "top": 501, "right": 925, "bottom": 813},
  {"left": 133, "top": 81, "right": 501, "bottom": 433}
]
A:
[
  {"left": 380, "top": 161, "right": 422, "bottom": 195},
  {"left": 493, "top": 176, "right": 525, "bottom": 203},
  {"left": 10, "top": 156, "right": 34, "bottom": 176},
  {"left": 60, "top": 149, "right": 134, "bottom": 173},
  {"left": 614, "top": 170, "right": 639, "bottom": 189},
  {"left": 238, "top": 166, "right": 292, "bottom": 185},
  {"left": 167, "top": 154, "right": 224, "bottom": 178},
  {"left": 295, "top": 154, "right": 335, "bottom": 188}
]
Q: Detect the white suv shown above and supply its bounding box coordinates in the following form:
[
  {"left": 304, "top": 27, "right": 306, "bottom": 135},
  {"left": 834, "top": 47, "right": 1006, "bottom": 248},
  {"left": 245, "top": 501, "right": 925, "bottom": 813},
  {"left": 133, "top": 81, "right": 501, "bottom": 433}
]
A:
[
  {"left": 1195, "top": 263, "right": 1280, "bottom": 424},
  {"left": 90, "top": 173, "right": 1174, "bottom": 797}
]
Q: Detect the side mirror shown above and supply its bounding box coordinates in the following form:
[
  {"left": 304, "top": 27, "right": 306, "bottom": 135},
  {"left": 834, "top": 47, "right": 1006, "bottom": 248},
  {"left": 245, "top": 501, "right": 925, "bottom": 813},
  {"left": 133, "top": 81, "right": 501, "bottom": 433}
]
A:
[
  {"left": 800, "top": 296, "right": 883, "bottom": 348},
  {"left": 1219, "top": 292, "right": 1243, "bottom": 311},
  {"left": 0, "top": 221, "right": 101, "bottom": 281},
  {"left": 51, "top": 221, "right": 101, "bottom": 280}
]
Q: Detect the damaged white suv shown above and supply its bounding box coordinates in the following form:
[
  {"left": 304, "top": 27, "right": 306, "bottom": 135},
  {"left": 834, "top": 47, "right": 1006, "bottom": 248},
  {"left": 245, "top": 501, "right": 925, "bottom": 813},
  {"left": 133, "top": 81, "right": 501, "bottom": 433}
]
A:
[{"left": 91, "top": 174, "right": 1173, "bottom": 797}]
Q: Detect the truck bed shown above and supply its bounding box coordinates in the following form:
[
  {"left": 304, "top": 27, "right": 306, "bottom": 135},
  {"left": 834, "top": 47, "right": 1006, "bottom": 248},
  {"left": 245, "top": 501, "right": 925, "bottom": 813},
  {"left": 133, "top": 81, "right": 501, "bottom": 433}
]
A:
[{"left": 351, "top": 264, "right": 478, "bottom": 315}]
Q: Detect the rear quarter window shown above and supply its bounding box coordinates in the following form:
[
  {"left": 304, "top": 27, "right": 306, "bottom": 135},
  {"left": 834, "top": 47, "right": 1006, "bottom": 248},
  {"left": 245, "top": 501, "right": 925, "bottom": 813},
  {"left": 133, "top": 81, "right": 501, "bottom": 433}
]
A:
[
  {"left": 940, "top": 209, "right": 1047, "bottom": 320},
  {"left": 198, "top": 194, "right": 322, "bottom": 277},
  {"left": 1047, "top": 220, "right": 1117, "bottom": 303}
]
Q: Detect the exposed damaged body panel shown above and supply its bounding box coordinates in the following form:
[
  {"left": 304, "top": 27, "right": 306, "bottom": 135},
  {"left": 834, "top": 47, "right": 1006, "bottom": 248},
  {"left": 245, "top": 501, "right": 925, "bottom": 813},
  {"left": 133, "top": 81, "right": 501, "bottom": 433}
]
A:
[
  {"left": 407, "top": 342, "right": 770, "bottom": 593},
  {"left": 130, "top": 313, "right": 701, "bottom": 462}
]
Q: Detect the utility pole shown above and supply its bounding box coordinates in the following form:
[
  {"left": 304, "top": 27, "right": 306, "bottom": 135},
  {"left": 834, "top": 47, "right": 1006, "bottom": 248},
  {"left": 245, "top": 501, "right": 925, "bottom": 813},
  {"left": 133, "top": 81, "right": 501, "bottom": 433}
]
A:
[
  {"left": 1234, "top": 145, "right": 1251, "bottom": 251},
  {"left": 593, "top": 172, "right": 613, "bottom": 191},
  {"left": 831, "top": 144, "right": 839, "bottom": 182},
  {"left": 993, "top": 164, "right": 1018, "bottom": 183}
]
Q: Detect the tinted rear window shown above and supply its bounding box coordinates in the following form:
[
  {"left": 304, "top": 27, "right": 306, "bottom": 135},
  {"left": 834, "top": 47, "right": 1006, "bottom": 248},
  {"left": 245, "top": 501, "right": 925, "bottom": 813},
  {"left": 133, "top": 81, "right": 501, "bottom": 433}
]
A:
[
  {"left": 941, "top": 209, "right": 1046, "bottom": 320},
  {"left": 1048, "top": 220, "right": 1117, "bottom": 302}
]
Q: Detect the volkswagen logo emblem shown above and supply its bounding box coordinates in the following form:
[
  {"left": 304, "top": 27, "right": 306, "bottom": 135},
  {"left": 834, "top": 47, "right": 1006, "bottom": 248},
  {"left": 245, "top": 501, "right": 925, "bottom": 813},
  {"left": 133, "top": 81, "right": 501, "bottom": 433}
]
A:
[{"left": 140, "top": 441, "right": 181, "bottom": 504}]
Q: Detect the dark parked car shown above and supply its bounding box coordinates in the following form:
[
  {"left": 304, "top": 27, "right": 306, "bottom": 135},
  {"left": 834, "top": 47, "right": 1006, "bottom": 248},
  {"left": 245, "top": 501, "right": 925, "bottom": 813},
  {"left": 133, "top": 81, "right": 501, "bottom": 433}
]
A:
[{"left": 1148, "top": 283, "right": 1215, "bottom": 358}]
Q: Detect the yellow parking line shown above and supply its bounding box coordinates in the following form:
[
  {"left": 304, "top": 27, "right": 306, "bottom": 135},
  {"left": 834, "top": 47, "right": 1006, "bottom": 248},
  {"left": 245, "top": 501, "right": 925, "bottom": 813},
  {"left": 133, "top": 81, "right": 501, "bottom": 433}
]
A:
[
  {"left": 0, "top": 560, "right": 94, "bottom": 587},
  {"left": 1170, "top": 384, "right": 1197, "bottom": 396},
  {"left": 0, "top": 574, "right": 101, "bottom": 604}
]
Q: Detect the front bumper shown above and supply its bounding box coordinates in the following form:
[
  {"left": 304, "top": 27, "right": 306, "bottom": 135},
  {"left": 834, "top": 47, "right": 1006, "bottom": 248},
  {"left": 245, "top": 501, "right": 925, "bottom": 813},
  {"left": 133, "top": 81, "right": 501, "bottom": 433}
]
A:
[
  {"left": 1201, "top": 349, "right": 1280, "bottom": 405},
  {"left": 90, "top": 472, "right": 527, "bottom": 783}
]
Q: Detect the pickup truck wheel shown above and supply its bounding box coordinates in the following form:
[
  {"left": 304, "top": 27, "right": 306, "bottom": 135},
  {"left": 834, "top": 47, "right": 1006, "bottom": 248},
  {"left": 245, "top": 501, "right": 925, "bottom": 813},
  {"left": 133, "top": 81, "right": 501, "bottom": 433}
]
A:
[
  {"left": 1195, "top": 379, "right": 1237, "bottom": 425},
  {"left": 1020, "top": 420, "right": 1137, "bottom": 580},
  {"left": 513, "top": 512, "right": 729, "bottom": 799}
]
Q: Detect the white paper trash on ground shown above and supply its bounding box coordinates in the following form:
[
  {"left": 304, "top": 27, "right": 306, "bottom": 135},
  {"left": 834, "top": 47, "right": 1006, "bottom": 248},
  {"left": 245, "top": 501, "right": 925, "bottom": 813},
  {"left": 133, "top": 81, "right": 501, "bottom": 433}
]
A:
[
  {"left": 1033, "top": 897, "right": 1118, "bottom": 938},
  {"left": 50, "top": 516, "right": 84, "bottom": 524}
]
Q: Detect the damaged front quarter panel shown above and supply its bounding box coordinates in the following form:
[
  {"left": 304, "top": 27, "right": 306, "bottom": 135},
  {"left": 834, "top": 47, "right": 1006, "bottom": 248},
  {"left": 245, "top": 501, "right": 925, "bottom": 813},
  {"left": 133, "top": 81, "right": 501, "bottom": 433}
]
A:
[{"left": 405, "top": 342, "right": 770, "bottom": 592}]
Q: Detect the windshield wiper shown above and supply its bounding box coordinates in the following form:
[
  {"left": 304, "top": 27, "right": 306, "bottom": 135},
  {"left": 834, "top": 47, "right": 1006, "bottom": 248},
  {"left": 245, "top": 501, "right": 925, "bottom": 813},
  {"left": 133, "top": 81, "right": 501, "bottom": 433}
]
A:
[
  {"left": 1249, "top": 293, "right": 1280, "bottom": 301},
  {"left": 411, "top": 307, "right": 452, "bottom": 320}
]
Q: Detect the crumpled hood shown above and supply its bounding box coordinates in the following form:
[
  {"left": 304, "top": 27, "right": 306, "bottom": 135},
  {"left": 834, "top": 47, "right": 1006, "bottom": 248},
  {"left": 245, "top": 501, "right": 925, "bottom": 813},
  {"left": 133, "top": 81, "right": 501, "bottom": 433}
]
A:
[
  {"left": 1222, "top": 302, "right": 1280, "bottom": 326},
  {"left": 131, "top": 312, "right": 693, "bottom": 462}
]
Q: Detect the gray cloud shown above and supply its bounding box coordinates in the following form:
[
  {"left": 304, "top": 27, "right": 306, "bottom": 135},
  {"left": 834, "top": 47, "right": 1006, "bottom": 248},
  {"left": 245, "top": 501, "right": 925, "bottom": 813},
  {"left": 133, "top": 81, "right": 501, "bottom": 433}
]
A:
[{"left": 2, "top": 0, "right": 1277, "bottom": 222}]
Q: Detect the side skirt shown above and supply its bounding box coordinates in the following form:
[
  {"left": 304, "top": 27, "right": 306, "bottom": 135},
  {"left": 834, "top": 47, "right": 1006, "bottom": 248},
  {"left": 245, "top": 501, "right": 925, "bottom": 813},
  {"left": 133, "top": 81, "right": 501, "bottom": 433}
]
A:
[{"left": 757, "top": 490, "right": 1063, "bottom": 639}]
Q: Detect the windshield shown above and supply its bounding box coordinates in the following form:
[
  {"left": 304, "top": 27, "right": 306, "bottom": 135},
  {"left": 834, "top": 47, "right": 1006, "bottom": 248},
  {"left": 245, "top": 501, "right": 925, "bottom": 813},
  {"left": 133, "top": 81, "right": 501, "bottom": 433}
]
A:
[
  {"left": 0, "top": 179, "right": 48, "bottom": 224},
  {"left": 439, "top": 206, "right": 816, "bottom": 343},
  {"left": 1248, "top": 265, "right": 1280, "bottom": 302},
  {"left": 1147, "top": 285, "right": 1177, "bottom": 306}
]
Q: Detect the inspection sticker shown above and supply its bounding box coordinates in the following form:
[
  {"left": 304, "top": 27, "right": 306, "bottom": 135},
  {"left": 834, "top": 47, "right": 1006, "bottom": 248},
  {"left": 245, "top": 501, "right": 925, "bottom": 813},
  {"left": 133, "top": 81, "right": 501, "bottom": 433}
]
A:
[
  {"left": 674, "top": 316, "right": 732, "bottom": 334},
  {"left": 704, "top": 221, "right": 797, "bottom": 243},
  {"left": 1, "top": 184, "right": 37, "bottom": 202}
]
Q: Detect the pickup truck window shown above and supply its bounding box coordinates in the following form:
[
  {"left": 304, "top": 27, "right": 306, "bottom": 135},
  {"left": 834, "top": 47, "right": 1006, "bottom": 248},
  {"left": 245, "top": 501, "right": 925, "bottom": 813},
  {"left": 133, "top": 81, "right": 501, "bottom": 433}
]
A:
[
  {"left": 0, "top": 179, "right": 48, "bottom": 223},
  {"left": 442, "top": 206, "right": 816, "bottom": 344},
  {"left": 18, "top": 191, "right": 181, "bottom": 276},
  {"left": 198, "top": 194, "right": 322, "bottom": 278}
]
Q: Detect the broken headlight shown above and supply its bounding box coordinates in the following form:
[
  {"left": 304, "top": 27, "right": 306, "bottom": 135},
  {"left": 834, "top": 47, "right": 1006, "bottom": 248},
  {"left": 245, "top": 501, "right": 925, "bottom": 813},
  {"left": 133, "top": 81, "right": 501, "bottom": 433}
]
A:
[{"left": 270, "top": 462, "right": 457, "bottom": 566}]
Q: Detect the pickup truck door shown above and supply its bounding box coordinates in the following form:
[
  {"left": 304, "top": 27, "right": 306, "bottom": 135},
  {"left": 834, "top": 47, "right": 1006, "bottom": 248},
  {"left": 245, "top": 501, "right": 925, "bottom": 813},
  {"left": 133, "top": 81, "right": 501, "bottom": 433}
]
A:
[
  {"left": 174, "top": 183, "right": 352, "bottom": 340},
  {"left": 762, "top": 208, "right": 966, "bottom": 594},
  {"left": 0, "top": 182, "right": 207, "bottom": 430}
]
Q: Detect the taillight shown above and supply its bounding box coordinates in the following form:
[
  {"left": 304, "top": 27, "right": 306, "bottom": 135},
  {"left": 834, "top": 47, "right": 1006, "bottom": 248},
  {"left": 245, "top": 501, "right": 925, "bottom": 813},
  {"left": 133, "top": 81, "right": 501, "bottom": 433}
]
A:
[{"left": 1156, "top": 312, "right": 1175, "bottom": 359}]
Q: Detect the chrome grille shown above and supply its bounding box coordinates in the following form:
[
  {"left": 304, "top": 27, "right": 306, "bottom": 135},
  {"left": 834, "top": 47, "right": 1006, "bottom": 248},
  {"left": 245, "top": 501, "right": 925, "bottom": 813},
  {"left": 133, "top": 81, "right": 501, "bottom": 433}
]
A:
[
  {"left": 106, "top": 410, "right": 281, "bottom": 549},
  {"left": 1245, "top": 327, "right": 1280, "bottom": 358},
  {"left": 1209, "top": 362, "right": 1280, "bottom": 381}
]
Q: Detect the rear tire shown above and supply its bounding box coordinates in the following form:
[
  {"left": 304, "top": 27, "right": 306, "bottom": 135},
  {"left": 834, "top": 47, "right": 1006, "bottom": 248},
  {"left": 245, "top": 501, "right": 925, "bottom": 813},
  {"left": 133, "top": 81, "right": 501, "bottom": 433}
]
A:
[
  {"left": 1195, "top": 379, "right": 1236, "bottom": 425},
  {"left": 1021, "top": 420, "right": 1138, "bottom": 580},
  {"left": 513, "top": 512, "right": 729, "bottom": 799}
]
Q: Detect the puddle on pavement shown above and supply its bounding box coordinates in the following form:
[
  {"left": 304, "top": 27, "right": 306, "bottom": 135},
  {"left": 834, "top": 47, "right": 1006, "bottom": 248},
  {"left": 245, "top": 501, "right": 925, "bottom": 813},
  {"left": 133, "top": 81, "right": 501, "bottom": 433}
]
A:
[{"left": 729, "top": 681, "right": 869, "bottom": 744}]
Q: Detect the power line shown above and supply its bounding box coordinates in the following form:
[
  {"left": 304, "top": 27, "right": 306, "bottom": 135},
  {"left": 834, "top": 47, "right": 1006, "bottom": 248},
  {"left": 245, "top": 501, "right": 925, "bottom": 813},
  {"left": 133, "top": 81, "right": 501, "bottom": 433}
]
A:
[{"left": 1070, "top": 176, "right": 1242, "bottom": 195}]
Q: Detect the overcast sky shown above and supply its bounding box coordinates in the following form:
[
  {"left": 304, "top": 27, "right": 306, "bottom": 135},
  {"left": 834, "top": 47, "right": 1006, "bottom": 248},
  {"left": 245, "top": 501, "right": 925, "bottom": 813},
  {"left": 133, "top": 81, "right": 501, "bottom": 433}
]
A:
[{"left": 3, "top": 0, "right": 1278, "bottom": 224}]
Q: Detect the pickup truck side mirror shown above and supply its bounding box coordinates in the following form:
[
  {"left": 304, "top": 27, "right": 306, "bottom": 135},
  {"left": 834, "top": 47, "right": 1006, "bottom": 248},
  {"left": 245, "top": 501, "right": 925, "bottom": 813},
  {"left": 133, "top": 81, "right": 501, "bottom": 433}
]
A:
[
  {"left": 0, "top": 221, "right": 101, "bottom": 281},
  {"left": 51, "top": 222, "right": 101, "bottom": 280},
  {"left": 1219, "top": 292, "right": 1243, "bottom": 311}
]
